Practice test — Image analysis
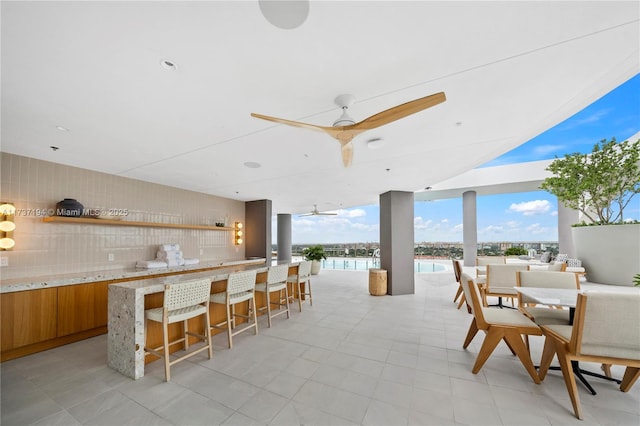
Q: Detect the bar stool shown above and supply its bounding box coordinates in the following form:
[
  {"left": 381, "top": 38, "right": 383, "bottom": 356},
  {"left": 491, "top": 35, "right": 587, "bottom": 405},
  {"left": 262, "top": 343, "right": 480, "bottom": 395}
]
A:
[
  {"left": 288, "top": 261, "right": 312, "bottom": 312},
  {"left": 255, "top": 264, "right": 291, "bottom": 327},
  {"left": 144, "top": 278, "right": 213, "bottom": 381},
  {"left": 210, "top": 269, "right": 258, "bottom": 349}
]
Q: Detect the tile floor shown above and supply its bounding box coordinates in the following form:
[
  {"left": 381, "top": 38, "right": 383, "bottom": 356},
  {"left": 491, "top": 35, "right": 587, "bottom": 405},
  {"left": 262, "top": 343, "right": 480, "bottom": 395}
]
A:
[{"left": 2, "top": 268, "right": 639, "bottom": 425}]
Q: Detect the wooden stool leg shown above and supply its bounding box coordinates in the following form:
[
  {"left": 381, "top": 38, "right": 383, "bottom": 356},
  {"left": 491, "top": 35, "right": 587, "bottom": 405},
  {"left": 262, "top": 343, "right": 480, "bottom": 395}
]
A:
[
  {"left": 226, "top": 303, "right": 233, "bottom": 349},
  {"left": 163, "top": 321, "right": 171, "bottom": 381},
  {"left": 266, "top": 289, "right": 272, "bottom": 328}
]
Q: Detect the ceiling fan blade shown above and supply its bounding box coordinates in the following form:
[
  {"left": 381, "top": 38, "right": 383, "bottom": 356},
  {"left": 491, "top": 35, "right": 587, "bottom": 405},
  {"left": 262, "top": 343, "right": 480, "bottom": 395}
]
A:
[
  {"left": 251, "top": 113, "right": 334, "bottom": 134},
  {"left": 350, "top": 92, "right": 446, "bottom": 131},
  {"left": 341, "top": 141, "right": 353, "bottom": 167}
]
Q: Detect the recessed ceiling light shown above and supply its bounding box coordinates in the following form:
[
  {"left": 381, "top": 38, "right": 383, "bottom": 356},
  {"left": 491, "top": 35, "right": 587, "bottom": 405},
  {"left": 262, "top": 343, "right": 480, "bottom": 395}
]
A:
[
  {"left": 259, "top": 0, "right": 309, "bottom": 30},
  {"left": 455, "top": 121, "right": 463, "bottom": 126},
  {"left": 160, "top": 59, "right": 177, "bottom": 71},
  {"left": 367, "top": 137, "right": 385, "bottom": 149},
  {"left": 244, "top": 161, "right": 261, "bottom": 169},
  {"left": 56, "top": 125, "right": 69, "bottom": 132},
  {"left": 50, "top": 146, "right": 60, "bottom": 151}
]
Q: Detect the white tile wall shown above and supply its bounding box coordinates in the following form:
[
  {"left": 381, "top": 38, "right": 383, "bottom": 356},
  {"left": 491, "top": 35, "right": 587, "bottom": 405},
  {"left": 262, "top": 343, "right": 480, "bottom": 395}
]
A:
[{"left": 0, "top": 153, "right": 245, "bottom": 279}]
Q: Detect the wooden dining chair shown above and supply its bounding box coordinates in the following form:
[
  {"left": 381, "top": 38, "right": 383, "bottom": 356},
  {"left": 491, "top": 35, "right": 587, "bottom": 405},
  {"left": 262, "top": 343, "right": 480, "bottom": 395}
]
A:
[
  {"left": 484, "top": 264, "right": 528, "bottom": 308},
  {"left": 451, "top": 259, "right": 470, "bottom": 313},
  {"left": 516, "top": 270, "right": 579, "bottom": 326},
  {"left": 475, "top": 256, "right": 506, "bottom": 284},
  {"left": 538, "top": 291, "right": 640, "bottom": 420},
  {"left": 458, "top": 272, "right": 542, "bottom": 383}
]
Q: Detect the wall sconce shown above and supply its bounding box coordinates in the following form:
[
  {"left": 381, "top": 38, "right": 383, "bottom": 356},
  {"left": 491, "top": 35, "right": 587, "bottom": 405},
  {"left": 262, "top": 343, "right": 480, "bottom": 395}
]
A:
[
  {"left": 234, "top": 221, "right": 243, "bottom": 245},
  {"left": 0, "top": 203, "right": 16, "bottom": 250}
]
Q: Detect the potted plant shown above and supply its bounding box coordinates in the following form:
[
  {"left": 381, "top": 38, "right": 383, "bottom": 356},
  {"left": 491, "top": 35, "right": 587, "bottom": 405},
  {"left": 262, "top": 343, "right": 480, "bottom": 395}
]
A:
[
  {"left": 302, "top": 244, "right": 326, "bottom": 275},
  {"left": 540, "top": 137, "right": 640, "bottom": 286}
]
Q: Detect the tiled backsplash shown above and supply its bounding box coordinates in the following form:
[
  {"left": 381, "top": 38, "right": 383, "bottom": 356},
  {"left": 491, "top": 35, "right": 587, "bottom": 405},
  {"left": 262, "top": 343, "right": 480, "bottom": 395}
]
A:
[{"left": 0, "top": 153, "right": 244, "bottom": 279}]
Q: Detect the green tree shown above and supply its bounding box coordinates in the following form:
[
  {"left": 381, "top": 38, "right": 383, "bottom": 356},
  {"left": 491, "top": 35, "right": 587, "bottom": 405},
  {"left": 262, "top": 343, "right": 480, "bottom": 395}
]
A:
[
  {"left": 540, "top": 138, "right": 640, "bottom": 224},
  {"left": 504, "top": 247, "right": 527, "bottom": 256}
]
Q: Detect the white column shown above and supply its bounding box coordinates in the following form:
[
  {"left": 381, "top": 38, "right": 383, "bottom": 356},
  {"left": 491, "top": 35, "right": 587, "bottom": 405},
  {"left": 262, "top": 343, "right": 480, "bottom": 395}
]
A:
[
  {"left": 380, "top": 191, "right": 415, "bottom": 295},
  {"left": 277, "top": 214, "right": 292, "bottom": 264},
  {"left": 463, "top": 191, "right": 477, "bottom": 267}
]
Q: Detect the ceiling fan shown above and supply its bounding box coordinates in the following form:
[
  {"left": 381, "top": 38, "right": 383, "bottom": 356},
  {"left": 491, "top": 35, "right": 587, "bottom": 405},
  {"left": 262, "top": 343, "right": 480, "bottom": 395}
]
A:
[
  {"left": 251, "top": 92, "right": 446, "bottom": 167},
  {"left": 299, "top": 204, "right": 338, "bottom": 217}
]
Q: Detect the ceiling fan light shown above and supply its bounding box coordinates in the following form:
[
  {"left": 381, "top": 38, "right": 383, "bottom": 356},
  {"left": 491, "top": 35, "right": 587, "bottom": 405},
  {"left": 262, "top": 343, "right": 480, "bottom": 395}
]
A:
[{"left": 333, "top": 110, "right": 355, "bottom": 127}]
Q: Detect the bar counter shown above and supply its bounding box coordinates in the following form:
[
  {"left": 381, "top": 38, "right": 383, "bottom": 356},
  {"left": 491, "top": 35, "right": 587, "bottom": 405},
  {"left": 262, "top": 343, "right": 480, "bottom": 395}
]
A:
[
  {"left": 107, "top": 263, "right": 271, "bottom": 379},
  {"left": 0, "top": 258, "right": 269, "bottom": 362}
]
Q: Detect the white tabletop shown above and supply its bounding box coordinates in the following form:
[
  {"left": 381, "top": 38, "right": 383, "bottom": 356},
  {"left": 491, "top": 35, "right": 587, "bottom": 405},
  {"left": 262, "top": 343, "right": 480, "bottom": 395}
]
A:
[{"left": 514, "top": 287, "right": 581, "bottom": 308}]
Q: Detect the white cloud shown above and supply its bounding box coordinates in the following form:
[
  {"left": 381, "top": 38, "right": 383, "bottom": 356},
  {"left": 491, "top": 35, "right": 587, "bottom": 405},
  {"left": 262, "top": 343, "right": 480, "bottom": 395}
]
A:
[
  {"left": 561, "top": 108, "right": 611, "bottom": 130},
  {"left": 533, "top": 144, "right": 566, "bottom": 156},
  {"left": 441, "top": 219, "right": 449, "bottom": 223},
  {"left": 526, "top": 223, "right": 550, "bottom": 235},
  {"left": 508, "top": 200, "right": 551, "bottom": 216},
  {"left": 506, "top": 220, "right": 520, "bottom": 228},
  {"left": 453, "top": 223, "right": 463, "bottom": 232},
  {"left": 414, "top": 216, "right": 433, "bottom": 230},
  {"left": 339, "top": 208, "right": 366, "bottom": 218},
  {"left": 481, "top": 225, "right": 504, "bottom": 234},
  {"left": 551, "top": 210, "right": 558, "bottom": 216}
]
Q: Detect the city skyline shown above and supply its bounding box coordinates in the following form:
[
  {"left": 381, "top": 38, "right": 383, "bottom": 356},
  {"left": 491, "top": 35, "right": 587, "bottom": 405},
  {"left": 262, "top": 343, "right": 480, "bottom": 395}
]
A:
[{"left": 277, "top": 74, "right": 640, "bottom": 244}]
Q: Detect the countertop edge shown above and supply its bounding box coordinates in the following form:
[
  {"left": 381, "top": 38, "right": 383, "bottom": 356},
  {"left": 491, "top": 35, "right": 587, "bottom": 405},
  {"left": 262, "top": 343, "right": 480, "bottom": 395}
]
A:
[{"left": 0, "top": 258, "right": 269, "bottom": 293}]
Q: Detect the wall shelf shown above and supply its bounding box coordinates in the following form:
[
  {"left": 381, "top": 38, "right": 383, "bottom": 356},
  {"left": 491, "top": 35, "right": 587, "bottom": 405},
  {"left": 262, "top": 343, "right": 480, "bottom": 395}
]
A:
[{"left": 42, "top": 216, "right": 234, "bottom": 231}]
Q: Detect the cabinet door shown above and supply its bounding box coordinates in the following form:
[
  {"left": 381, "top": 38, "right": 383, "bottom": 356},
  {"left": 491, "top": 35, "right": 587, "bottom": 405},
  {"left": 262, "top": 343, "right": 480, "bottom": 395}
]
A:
[
  {"left": 57, "top": 281, "right": 109, "bottom": 336},
  {"left": 1, "top": 288, "right": 58, "bottom": 351}
]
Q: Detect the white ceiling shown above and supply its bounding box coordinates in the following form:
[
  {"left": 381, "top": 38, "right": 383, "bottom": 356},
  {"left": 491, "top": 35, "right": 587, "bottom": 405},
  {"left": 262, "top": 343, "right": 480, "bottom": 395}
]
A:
[{"left": 2, "top": 1, "right": 638, "bottom": 215}]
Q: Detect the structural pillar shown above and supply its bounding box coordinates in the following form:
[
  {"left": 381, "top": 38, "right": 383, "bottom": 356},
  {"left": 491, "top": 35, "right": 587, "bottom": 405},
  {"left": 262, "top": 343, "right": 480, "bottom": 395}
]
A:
[
  {"left": 277, "top": 213, "right": 292, "bottom": 264},
  {"left": 245, "top": 199, "right": 272, "bottom": 266},
  {"left": 557, "top": 200, "right": 578, "bottom": 257},
  {"left": 379, "top": 191, "right": 414, "bottom": 295},
  {"left": 462, "top": 191, "right": 477, "bottom": 267}
]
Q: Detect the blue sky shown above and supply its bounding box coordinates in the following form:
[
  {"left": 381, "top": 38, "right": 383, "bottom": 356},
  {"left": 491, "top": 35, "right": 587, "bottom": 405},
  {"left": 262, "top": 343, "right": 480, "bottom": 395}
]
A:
[{"left": 282, "top": 74, "right": 640, "bottom": 244}]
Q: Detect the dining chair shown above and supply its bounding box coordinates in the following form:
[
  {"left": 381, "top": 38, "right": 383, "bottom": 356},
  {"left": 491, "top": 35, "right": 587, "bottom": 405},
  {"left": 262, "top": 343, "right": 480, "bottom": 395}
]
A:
[
  {"left": 538, "top": 292, "right": 640, "bottom": 420},
  {"left": 287, "top": 261, "right": 312, "bottom": 312},
  {"left": 516, "top": 270, "right": 579, "bottom": 326},
  {"left": 475, "top": 256, "right": 506, "bottom": 285},
  {"left": 452, "top": 257, "right": 463, "bottom": 303},
  {"left": 210, "top": 269, "right": 259, "bottom": 349},
  {"left": 451, "top": 259, "right": 470, "bottom": 313},
  {"left": 483, "top": 263, "right": 528, "bottom": 308},
  {"left": 144, "top": 278, "right": 213, "bottom": 381},
  {"left": 458, "top": 272, "right": 542, "bottom": 383},
  {"left": 255, "top": 264, "right": 290, "bottom": 327}
]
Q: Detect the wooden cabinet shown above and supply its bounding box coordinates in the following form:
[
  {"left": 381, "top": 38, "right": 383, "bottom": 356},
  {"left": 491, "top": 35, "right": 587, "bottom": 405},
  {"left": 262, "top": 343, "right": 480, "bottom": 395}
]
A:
[
  {"left": 1, "top": 288, "right": 57, "bottom": 351},
  {"left": 57, "top": 281, "right": 109, "bottom": 336},
  {"left": 1, "top": 283, "right": 109, "bottom": 361}
]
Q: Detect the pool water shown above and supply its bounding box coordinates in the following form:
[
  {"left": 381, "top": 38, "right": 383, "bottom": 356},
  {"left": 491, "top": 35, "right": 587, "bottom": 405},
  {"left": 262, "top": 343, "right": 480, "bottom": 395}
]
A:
[{"left": 319, "top": 257, "right": 448, "bottom": 272}]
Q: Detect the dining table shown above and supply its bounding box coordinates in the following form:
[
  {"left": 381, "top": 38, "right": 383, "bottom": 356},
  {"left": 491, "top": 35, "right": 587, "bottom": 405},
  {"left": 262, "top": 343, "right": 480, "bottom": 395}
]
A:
[{"left": 514, "top": 286, "right": 622, "bottom": 395}]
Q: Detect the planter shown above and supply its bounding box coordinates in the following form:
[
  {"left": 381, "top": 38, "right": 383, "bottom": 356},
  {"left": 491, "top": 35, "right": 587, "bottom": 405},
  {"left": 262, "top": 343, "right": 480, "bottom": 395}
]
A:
[
  {"left": 572, "top": 223, "right": 640, "bottom": 286},
  {"left": 310, "top": 260, "right": 321, "bottom": 275}
]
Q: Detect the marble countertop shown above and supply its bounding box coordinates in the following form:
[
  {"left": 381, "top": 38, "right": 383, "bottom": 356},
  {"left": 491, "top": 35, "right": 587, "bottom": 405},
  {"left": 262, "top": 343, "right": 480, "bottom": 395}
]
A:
[
  {"left": 109, "top": 264, "right": 271, "bottom": 296},
  {"left": 0, "top": 258, "right": 267, "bottom": 293}
]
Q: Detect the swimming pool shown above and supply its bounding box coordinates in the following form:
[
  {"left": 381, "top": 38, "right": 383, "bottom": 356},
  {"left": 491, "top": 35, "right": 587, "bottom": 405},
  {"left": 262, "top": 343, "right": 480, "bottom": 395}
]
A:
[{"left": 319, "top": 257, "right": 448, "bottom": 272}]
